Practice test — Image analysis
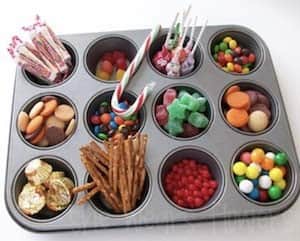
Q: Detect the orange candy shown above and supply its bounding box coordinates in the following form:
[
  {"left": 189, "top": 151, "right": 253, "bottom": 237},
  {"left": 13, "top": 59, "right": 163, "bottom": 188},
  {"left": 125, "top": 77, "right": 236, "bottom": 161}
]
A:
[
  {"left": 250, "top": 148, "right": 265, "bottom": 164},
  {"left": 226, "top": 91, "right": 250, "bottom": 109},
  {"left": 100, "top": 113, "right": 111, "bottom": 124},
  {"left": 124, "top": 120, "right": 135, "bottom": 126},
  {"left": 278, "top": 166, "right": 287, "bottom": 177},
  {"left": 226, "top": 108, "right": 249, "bottom": 127},
  {"left": 261, "top": 157, "right": 274, "bottom": 170},
  {"left": 114, "top": 116, "right": 124, "bottom": 125}
]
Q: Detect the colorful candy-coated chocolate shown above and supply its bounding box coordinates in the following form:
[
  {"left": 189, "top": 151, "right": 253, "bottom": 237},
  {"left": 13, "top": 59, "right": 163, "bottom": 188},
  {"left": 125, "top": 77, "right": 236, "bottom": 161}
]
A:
[
  {"left": 118, "top": 102, "right": 128, "bottom": 110},
  {"left": 97, "top": 133, "right": 108, "bottom": 140},
  {"left": 100, "top": 113, "right": 111, "bottom": 125},
  {"left": 93, "top": 125, "right": 101, "bottom": 135},
  {"left": 90, "top": 115, "right": 101, "bottom": 125},
  {"left": 109, "top": 121, "right": 118, "bottom": 130}
]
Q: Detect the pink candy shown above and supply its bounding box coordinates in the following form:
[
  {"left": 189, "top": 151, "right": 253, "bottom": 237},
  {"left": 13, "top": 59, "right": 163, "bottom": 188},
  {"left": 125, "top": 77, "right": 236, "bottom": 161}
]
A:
[
  {"left": 155, "top": 105, "right": 168, "bottom": 126},
  {"left": 163, "top": 88, "right": 177, "bottom": 106}
]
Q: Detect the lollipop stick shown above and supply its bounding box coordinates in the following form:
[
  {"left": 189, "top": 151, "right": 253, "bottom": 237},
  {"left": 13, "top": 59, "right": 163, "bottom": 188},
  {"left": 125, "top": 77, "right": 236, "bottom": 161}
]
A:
[
  {"left": 180, "top": 5, "right": 192, "bottom": 35},
  {"left": 191, "top": 19, "right": 208, "bottom": 55},
  {"left": 190, "top": 16, "right": 198, "bottom": 41},
  {"left": 179, "top": 18, "right": 191, "bottom": 48},
  {"left": 164, "top": 12, "right": 179, "bottom": 47}
]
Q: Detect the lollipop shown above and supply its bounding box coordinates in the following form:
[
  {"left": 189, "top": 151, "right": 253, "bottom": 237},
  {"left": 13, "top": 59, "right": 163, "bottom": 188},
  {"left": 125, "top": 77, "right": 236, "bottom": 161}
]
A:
[{"left": 181, "top": 19, "right": 207, "bottom": 76}]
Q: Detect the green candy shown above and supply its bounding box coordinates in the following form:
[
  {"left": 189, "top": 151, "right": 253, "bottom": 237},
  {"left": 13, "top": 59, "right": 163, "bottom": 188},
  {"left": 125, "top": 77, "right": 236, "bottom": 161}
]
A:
[
  {"left": 100, "top": 101, "right": 109, "bottom": 107},
  {"left": 268, "top": 185, "right": 282, "bottom": 200},
  {"left": 179, "top": 93, "right": 201, "bottom": 112},
  {"left": 235, "top": 175, "right": 245, "bottom": 184},
  {"left": 214, "top": 45, "right": 219, "bottom": 53},
  {"left": 167, "top": 99, "right": 187, "bottom": 120},
  {"left": 225, "top": 49, "right": 233, "bottom": 54},
  {"left": 164, "top": 118, "right": 183, "bottom": 136},
  {"left": 188, "top": 112, "right": 209, "bottom": 128},
  {"left": 178, "top": 90, "right": 190, "bottom": 99},
  {"left": 197, "top": 97, "right": 207, "bottom": 113},
  {"left": 192, "top": 92, "right": 201, "bottom": 99},
  {"left": 219, "top": 42, "right": 228, "bottom": 51},
  {"left": 97, "top": 133, "right": 108, "bottom": 140},
  {"left": 275, "top": 152, "right": 288, "bottom": 166}
]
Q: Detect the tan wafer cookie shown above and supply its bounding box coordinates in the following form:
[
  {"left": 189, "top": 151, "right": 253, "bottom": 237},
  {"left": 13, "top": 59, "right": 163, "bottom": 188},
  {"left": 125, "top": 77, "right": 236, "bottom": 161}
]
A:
[
  {"left": 55, "top": 104, "right": 75, "bottom": 122},
  {"left": 65, "top": 118, "right": 75, "bottom": 136},
  {"left": 18, "top": 111, "right": 29, "bottom": 132},
  {"left": 26, "top": 115, "right": 44, "bottom": 134},
  {"left": 40, "top": 99, "right": 58, "bottom": 117},
  {"left": 29, "top": 101, "right": 44, "bottom": 119},
  {"left": 45, "top": 115, "right": 65, "bottom": 129}
]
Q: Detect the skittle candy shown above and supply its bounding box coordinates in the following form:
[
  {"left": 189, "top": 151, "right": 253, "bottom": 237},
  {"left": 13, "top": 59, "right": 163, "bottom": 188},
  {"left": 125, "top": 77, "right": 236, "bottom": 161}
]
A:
[{"left": 233, "top": 147, "right": 290, "bottom": 203}]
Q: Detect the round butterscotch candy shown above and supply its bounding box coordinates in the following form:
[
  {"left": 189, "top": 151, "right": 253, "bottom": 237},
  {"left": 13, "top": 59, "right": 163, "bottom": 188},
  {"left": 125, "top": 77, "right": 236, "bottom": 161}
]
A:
[
  {"left": 46, "top": 115, "right": 65, "bottom": 129},
  {"left": 18, "top": 111, "right": 29, "bottom": 132},
  {"left": 248, "top": 110, "right": 269, "bottom": 132},
  {"left": 54, "top": 104, "right": 75, "bottom": 122},
  {"left": 29, "top": 101, "right": 44, "bottom": 119},
  {"left": 26, "top": 115, "right": 44, "bottom": 134},
  {"left": 40, "top": 99, "right": 58, "bottom": 117}
]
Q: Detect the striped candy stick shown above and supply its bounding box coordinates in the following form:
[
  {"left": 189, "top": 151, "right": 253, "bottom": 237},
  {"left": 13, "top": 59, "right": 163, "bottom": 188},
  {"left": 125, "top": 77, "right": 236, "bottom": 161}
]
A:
[{"left": 111, "top": 25, "right": 161, "bottom": 118}]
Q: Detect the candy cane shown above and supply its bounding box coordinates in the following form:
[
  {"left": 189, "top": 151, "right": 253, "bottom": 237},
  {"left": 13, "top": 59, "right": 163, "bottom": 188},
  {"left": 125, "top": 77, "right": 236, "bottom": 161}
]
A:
[{"left": 111, "top": 25, "right": 161, "bottom": 118}]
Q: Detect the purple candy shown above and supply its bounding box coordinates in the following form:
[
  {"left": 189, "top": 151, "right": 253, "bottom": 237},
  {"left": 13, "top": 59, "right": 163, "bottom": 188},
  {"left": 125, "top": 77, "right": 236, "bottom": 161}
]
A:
[
  {"left": 181, "top": 123, "right": 200, "bottom": 137},
  {"left": 250, "top": 103, "right": 271, "bottom": 119},
  {"left": 245, "top": 90, "right": 258, "bottom": 106},
  {"left": 256, "top": 92, "right": 270, "bottom": 108}
]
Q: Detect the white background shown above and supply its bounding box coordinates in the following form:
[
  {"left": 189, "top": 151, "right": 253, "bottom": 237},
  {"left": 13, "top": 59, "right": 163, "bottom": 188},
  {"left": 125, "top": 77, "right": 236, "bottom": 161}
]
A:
[{"left": 1, "top": 0, "right": 300, "bottom": 240}]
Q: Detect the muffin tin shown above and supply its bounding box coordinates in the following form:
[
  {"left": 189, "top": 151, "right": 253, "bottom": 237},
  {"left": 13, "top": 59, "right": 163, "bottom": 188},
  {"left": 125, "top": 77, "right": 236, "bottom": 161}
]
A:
[{"left": 5, "top": 25, "right": 300, "bottom": 232}]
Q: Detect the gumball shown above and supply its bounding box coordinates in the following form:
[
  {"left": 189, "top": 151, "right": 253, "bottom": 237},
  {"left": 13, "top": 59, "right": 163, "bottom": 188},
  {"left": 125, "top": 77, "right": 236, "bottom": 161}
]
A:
[
  {"left": 249, "top": 162, "right": 262, "bottom": 173},
  {"left": 248, "top": 111, "right": 269, "bottom": 132},
  {"left": 246, "top": 166, "right": 259, "bottom": 179},
  {"left": 274, "top": 152, "right": 288, "bottom": 166},
  {"left": 233, "top": 162, "right": 247, "bottom": 176},
  {"left": 258, "top": 175, "right": 272, "bottom": 189},
  {"left": 252, "top": 179, "right": 258, "bottom": 187},
  {"left": 274, "top": 179, "right": 286, "bottom": 190},
  {"left": 259, "top": 190, "right": 269, "bottom": 202},
  {"left": 269, "top": 167, "right": 283, "bottom": 182},
  {"left": 268, "top": 185, "right": 282, "bottom": 200},
  {"left": 223, "top": 36, "right": 232, "bottom": 43},
  {"left": 235, "top": 175, "right": 245, "bottom": 184},
  {"left": 240, "top": 151, "right": 251, "bottom": 165},
  {"left": 265, "top": 152, "right": 275, "bottom": 160},
  {"left": 278, "top": 166, "right": 287, "bottom": 177},
  {"left": 251, "top": 148, "right": 265, "bottom": 164},
  {"left": 116, "top": 69, "right": 125, "bottom": 81},
  {"left": 248, "top": 53, "right": 256, "bottom": 63},
  {"left": 239, "top": 179, "right": 254, "bottom": 194},
  {"left": 248, "top": 187, "right": 259, "bottom": 200},
  {"left": 100, "top": 60, "right": 114, "bottom": 74},
  {"left": 261, "top": 157, "right": 274, "bottom": 171}
]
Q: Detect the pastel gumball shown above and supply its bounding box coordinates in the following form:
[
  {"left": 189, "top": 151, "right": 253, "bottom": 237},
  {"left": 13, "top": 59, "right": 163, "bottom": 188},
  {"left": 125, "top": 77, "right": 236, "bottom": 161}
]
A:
[{"left": 248, "top": 110, "right": 269, "bottom": 132}]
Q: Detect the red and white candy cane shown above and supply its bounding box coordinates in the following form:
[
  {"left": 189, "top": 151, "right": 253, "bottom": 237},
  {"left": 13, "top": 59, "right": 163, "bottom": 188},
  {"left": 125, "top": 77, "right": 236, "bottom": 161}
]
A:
[{"left": 111, "top": 25, "right": 161, "bottom": 118}]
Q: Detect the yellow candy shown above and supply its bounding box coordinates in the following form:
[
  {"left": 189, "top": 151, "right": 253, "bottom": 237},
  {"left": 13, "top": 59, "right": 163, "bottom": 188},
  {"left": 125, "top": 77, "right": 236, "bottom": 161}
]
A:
[
  {"left": 223, "top": 36, "right": 233, "bottom": 43},
  {"left": 227, "top": 62, "right": 234, "bottom": 72},
  {"left": 274, "top": 179, "right": 286, "bottom": 190},
  {"left": 118, "top": 124, "right": 126, "bottom": 132},
  {"left": 222, "top": 67, "right": 229, "bottom": 72},
  {"left": 246, "top": 166, "right": 259, "bottom": 179},
  {"left": 242, "top": 67, "right": 250, "bottom": 74},
  {"left": 251, "top": 148, "right": 265, "bottom": 164},
  {"left": 116, "top": 69, "right": 125, "bottom": 81},
  {"left": 233, "top": 162, "right": 247, "bottom": 176},
  {"left": 269, "top": 167, "right": 283, "bottom": 182},
  {"left": 96, "top": 69, "right": 110, "bottom": 80},
  {"left": 229, "top": 39, "right": 237, "bottom": 49}
]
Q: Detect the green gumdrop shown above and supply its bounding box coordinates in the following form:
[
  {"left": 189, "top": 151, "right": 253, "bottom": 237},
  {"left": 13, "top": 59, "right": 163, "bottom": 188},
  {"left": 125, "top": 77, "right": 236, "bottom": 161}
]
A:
[
  {"left": 188, "top": 112, "right": 209, "bottom": 128},
  {"left": 178, "top": 90, "right": 190, "bottom": 99},
  {"left": 235, "top": 175, "right": 245, "bottom": 184},
  {"left": 275, "top": 152, "right": 288, "bottom": 166},
  {"left": 192, "top": 92, "right": 201, "bottom": 99},
  {"left": 167, "top": 99, "right": 187, "bottom": 120},
  {"left": 219, "top": 42, "right": 228, "bottom": 51},
  {"left": 214, "top": 45, "right": 219, "bottom": 53},
  {"left": 179, "top": 93, "right": 200, "bottom": 112},
  {"left": 198, "top": 97, "right": 207, "bottom": 112},
  {"left": 164, "top": 118, "right": 183, "bottom": 136}
]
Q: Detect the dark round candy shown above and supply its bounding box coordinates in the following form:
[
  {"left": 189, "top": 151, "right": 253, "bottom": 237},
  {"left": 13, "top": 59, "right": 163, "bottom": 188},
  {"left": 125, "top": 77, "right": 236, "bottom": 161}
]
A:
[
  {"left": 256, "top": 93, "right": 270, "bottom": 108},
  {"left": 45, "top": 126, "right": 65, "bottom": 146},
  {"left": 181, "top": 123, "right": 200, "bottom": 137},
  {"left": 99, "top": 105, "right": 108, "bottom": 114},
  {"left": 245, "top": 90, "right": 258, "bottom": 106},
  {"left": 131, "top": 123, "right": 140, "bottom": 132},
  {"left": 241, "top": 48, "right": 250, "bottom": 56},
  {"left": 108, "top": 129, "right": 116, "bottom": 137},
  {"left": 233, "top": 57, "right": 243, "bottom": 65},
  {"left": 120, "top": 126, "right": 130, "bottom": 138},
  {"left": 250, "top": 103, "right": 271, "bottom": 119},
  {"left": 99, "top": 124, "right": 109, "bottom": 133}
]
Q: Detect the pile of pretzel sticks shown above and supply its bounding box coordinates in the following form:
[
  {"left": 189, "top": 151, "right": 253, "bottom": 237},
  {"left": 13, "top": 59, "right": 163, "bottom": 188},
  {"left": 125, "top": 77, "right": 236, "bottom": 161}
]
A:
[{"left": 72, "top": 134, "right": 148, "bottom": 214}]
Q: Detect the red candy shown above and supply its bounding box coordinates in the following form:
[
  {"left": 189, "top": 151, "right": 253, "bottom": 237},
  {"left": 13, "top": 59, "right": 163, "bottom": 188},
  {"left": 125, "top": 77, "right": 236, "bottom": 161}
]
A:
[
  {"left": 163, "top": 159, "right": 218, "bottom": 209},
  {"left": 259, "top": 189, "right": 269, "bottom": 202},
  {"left": 90, "top": 115, "right": 101, "bottom": 125},
  {"left": 101, "top": 52, "right": 114, "bottom": 64},
  {"left": 100, "top": 60, "right": 114, "bottom": 74},
  {"left": 100, "top": 113, "right": 111, "bottom": 125},
  {"left": 163, "top": 88, "right": 177, "bottom": 106},
  {"left": 113, "top": 50, "right": 126, "bottom": 62},
  {"left": 248, "top": 53, "right": 256, "bottom": 63},
  {"left": 116, "top": 58, "right": 127, "bottom": 70}
]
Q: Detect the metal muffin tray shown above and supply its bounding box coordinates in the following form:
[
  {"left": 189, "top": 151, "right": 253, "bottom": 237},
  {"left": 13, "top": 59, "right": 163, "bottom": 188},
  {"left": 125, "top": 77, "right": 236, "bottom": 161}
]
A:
[{"left": 5, "top": 25, "right": 300, "bottom": 232}]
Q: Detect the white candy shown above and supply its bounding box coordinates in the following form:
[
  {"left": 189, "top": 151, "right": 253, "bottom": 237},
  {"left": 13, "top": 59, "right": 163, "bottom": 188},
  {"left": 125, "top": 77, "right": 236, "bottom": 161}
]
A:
[
  {"left": 265, "top": 152, "right": 275, "bottom": 160},
  {"left": 249, "top": 163, "right": 262, "bottom": 173},
  {"left": 239, "top": 179, "right": 254, "bottom": 194},
  {"left": 259, "top": 175, "right": 272, "bottom": 189}
]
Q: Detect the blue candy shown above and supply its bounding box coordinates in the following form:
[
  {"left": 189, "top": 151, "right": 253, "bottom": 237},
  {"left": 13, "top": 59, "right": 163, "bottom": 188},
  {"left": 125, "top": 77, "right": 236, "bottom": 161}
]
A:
[
  {"left": 248, "top": 187, "right": 259, "bottom": 200},
  {"left": 109, "top": 121, "right": 118, "bottom": 130},
  {"left": 95, "top": 110, "right": 100, "bottom": 116},
  {"left": 252, "top": 179, "right": 259, "bottom": 187},
  {"left": 118, "top": 102, "right": 128, "bottom": 110},
  {"left": 110, "top": 112, "right": 116, "bottom": 119},
  {"left": 93, "top": 125, "right": 101, "bottom": 135}
]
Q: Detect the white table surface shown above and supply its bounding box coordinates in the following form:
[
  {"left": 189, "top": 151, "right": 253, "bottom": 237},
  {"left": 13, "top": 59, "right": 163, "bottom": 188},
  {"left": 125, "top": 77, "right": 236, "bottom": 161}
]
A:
[{"left": 1, "top": 0, "right": 300, "bottom": 240}]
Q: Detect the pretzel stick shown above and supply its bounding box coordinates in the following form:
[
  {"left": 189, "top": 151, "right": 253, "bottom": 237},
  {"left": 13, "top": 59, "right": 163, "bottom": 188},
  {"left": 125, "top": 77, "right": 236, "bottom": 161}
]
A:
[
  {"left": 137, "top": 135, "right": 148, "bottom": 199},
  {"left": 131, "top": 134, "right": 141, "bottom": 207},
  {"left": 81, "top": 154, "right": 121, "bottom": 212},
  {"left": 80, "top": 147, "right": 108, "bottom": 176},
  {"left": 108, "top": 142, "right": 113, "bottom": 187},
  {"left": 89, "top": 141, "right": 109, "bottom": 166},
  {"left": 72, "top": 182, "right": 96, "bottom": 194},
  {"left": 124, "top": 137, "right": 133, "bottom": 205},
  {"left": 112, "top": 145, "right": 119, "bottom": 194},
  {"left": 77, "top": 186, "right": 98, "bottom": 205}
]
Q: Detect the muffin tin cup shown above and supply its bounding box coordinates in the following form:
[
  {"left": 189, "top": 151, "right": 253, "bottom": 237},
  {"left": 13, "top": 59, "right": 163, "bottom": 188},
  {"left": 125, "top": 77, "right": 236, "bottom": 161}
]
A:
[
  {"left": 12, "top": 156, "right": 78, "bottom": 223},
  {"left": 85, "top": 164, "right": 152, "bottom": 218},
  {"left": 23, "top": 40, "right": 78, "bottom": 88},
  {"left": 152, "top": 83, "right": 213, "bottom": 141},
  {"left": 85, "top": 35, "right": 137, "bottom": 83},
  {"left": 219, "top": 80, "right": 278, "bottom": 136},
  {"left": 84, "top": 88, "right": 146, "bottom": 143},
  {"left": 231, "top": 141, "right": 295, "bottom": 206},
  {"left": 17, "top": 92, "right": 78, "bottom": 150},
  {"left": 147, "top": 30, "right": 203, "bottom": 79},
  {"left": 208, "top": 28, "right": 264, "bottom": 75},
  {"left": 5, "top": 25, "right": 300, "bottom": 231},
  {"left": 158, "top": 146, "right": 225, "bottom": 212}
]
